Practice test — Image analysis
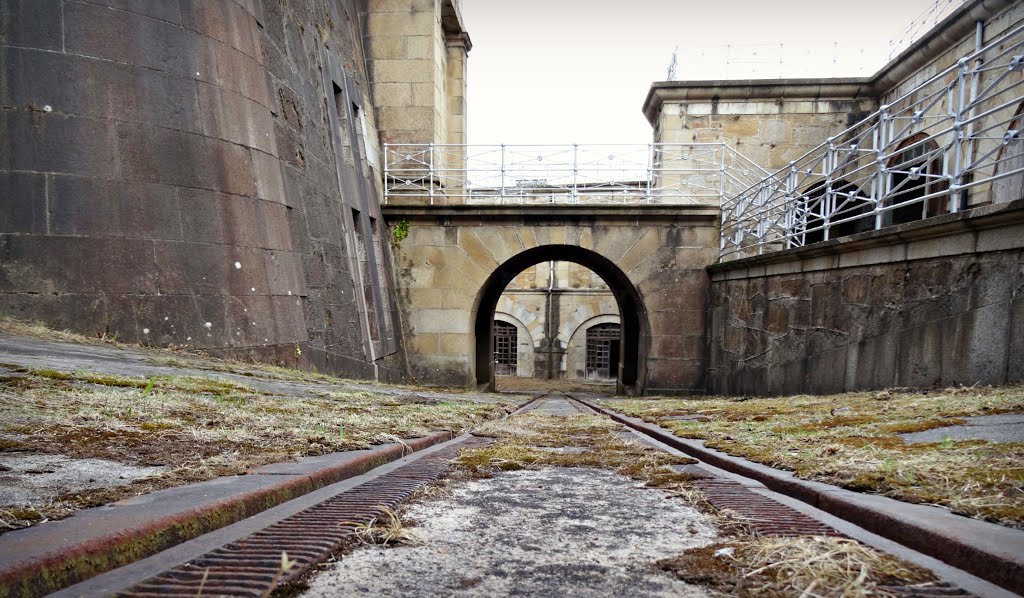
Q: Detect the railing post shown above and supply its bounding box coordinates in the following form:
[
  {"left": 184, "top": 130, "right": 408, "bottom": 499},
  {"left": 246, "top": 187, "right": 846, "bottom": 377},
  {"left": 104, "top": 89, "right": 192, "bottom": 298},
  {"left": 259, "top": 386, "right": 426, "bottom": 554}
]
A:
[
  {"left": 500, "top": 144, "right": 506, "bottom": 204},
  {"left": 646, "top": 144, "right": 654, "bottom": 203},
  {"left": 572, "top": 143, "right": 579, "bottom": 204},
  {"left": 719, "top": 144, "right": 727, "bottom": 206},
  {"left": 428, "top": 143, "right": 435, "bottom": 206},
  {"left": 383, "top": 143, "right": 390, "bottom": 205},
  {"left": 950, "top": 57, "right": 970, "bottom": 213}
]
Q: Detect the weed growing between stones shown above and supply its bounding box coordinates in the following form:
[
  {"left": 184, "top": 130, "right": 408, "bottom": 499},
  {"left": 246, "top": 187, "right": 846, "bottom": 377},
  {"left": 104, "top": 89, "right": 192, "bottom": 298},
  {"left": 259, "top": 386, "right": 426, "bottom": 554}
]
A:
[{"left": 607, "top": 385, "right": 1024, "bottom": 527}]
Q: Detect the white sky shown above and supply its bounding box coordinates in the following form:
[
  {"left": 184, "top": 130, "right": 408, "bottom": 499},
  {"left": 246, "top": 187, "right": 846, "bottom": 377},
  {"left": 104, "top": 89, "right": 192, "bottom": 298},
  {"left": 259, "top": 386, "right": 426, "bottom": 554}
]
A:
[{"left": 461, "top": 0, "right": 948, "bottom": 146}]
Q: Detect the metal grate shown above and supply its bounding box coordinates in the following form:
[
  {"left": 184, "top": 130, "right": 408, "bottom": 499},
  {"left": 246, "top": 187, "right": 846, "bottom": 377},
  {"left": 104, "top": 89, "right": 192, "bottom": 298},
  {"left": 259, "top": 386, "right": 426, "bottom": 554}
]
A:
[
  {"left": 585, "top": 324, "right": 620, "bottom": 380},
  {"left": 493, "top": 321, "right": 518, "bottom": 376}
]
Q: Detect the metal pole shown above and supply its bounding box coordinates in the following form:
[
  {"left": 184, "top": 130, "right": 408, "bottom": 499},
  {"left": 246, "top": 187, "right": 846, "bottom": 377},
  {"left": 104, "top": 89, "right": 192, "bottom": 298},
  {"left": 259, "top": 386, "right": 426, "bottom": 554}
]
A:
[
  {"left": 572, "top": 144, "right": 579, "bottom": 204},
  {"left": 500, "top": 144, "right": 506, "bottom": 204},
  {"left": 428, "top": 143, "right": 435, "bottom": 206},
  {"left": 383, "top": 143, "right": 390, "bottom": 205}
]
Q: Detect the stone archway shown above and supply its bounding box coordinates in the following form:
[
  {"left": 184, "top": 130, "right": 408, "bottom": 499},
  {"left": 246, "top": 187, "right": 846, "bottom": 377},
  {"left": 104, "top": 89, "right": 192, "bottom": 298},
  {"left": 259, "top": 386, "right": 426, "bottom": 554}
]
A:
[
  {"left": 384, "top": 204, "right": 719, "bottom": 395},
  {"left": 472, "top": 244, "right": 648, "bottom": 393}
]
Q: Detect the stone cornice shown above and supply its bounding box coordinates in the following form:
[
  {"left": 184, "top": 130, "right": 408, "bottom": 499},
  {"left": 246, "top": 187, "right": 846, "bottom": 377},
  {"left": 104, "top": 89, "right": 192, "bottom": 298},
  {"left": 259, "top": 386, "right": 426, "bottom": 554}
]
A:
[{"left": 381, "top": 203, "right": 720, "bottom": 224}]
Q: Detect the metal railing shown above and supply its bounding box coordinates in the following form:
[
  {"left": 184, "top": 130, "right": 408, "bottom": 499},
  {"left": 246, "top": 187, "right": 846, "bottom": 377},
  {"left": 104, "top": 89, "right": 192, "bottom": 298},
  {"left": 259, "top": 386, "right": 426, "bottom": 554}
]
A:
[
  {"left": 720, "top": 22, "right": 1024, "bottom": 261},
  {"left": 383, "top": 143, "right": 768, "bottom": 205}
]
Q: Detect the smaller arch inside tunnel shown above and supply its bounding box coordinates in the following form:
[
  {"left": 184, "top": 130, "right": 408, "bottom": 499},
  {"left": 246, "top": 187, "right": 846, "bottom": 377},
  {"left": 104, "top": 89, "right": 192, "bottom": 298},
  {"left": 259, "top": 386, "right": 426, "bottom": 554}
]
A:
[{"left": 472, "top": 245, "right": 649, "bottom": 394}]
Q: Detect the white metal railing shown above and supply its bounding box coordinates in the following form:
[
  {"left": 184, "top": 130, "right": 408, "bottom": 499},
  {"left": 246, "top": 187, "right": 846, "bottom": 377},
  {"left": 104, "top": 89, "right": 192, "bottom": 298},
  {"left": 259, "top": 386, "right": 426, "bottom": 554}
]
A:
[
  {"left": 383, "top": 143, "right": 768, "bottom": 206},
  {"left": 720, "top": 22, "right": 1024, "bottom": 261}
]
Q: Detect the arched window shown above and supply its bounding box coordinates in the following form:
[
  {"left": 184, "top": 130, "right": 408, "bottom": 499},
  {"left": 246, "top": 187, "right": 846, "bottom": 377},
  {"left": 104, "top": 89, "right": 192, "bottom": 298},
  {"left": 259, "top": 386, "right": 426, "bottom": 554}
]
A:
[
  {"left": 493, "top": 320, "right": 518, "bottom": 376},
  {"left": 794, "top": 179, "right": 871, "bottom": 246},
  {"left": 991, "top": 102, "right": 1024, "bottom": 204},
  {"left": 886, "top": 133, "right": 948, "bottom": 225},
  {"left": 585, "top": 323, "right": 621, "bottom": 380}
]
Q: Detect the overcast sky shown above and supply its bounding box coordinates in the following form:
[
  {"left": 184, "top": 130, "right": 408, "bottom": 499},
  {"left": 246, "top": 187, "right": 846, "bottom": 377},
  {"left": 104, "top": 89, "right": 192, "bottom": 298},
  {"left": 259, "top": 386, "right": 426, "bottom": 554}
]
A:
[{"left": 460, "top": 0, "right": 949, "bottom": 146}]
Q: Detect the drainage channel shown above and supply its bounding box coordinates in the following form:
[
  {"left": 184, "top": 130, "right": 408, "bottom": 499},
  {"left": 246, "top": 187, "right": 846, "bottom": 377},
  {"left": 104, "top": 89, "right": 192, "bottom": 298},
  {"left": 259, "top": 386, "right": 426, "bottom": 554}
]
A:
[
  {"left": 565, "top": 393, "right": 1013, "bottom": 598},
  {"left": 53, "top": 391, "right": 1004, "bottom": 597}
]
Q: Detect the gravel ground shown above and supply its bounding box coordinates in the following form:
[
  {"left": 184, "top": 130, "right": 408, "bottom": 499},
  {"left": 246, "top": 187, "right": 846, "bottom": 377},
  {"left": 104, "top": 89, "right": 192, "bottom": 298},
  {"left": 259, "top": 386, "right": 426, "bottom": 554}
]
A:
[{"left": 301, "top": 467, "right": 717, "bottom": 597}]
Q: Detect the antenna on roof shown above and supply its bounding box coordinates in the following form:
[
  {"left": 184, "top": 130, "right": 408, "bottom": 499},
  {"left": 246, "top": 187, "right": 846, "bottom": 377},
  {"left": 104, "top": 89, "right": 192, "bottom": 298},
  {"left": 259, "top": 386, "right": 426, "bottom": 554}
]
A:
[{"left": 667, "top": 45, "right": 678, "bottom": 81}]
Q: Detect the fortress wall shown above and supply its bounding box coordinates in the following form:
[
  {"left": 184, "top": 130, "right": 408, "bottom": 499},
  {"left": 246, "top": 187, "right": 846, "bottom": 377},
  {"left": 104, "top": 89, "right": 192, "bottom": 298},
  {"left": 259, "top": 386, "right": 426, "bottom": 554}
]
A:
[
  {"left": 0, "top": 0, "right": 407, "bottom": 381},
  {"left": 706, "top": 200, "right": 1024, "bottom": 396}
]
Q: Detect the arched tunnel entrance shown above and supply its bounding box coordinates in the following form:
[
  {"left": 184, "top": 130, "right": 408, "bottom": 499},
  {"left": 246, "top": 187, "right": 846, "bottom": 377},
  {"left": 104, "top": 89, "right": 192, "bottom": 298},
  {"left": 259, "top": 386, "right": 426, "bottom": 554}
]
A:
[{"left": 472, "top": 245, "right": 648, "bottom": 394}]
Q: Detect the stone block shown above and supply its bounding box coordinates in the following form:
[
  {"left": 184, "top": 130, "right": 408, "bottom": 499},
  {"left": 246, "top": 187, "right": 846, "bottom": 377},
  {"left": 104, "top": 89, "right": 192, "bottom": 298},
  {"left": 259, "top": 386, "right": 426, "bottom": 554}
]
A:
[
  {"left": 847, "top": 333, "right": 898, "bottom": 391},
  {"left": 438, "top": 333, "right": 470, "bottom": 356},
  {"left": 0, "top": 234, "right": 158, "bottom": 294},
  {"left": 837, "top": 243, "right": 908, "bottom": 268},
  {"left": 806, "top": 347, "right": 847, "bottom": 395},
  {"left": 0, "top": 172, "right": 47, "bottom": 234},
  {"left": 197, "top": 83, "right": 277, "bottom": 155},
  {"left": 906, "top": 231, "right": 976, "bottom": 261},
  {"left": 153, "top": 241, "right": 268, "bottom": 296},
  {"left": 1, "top": 47, "right": 201, "bottom": 132},
  {"left": 761, "top": 120, "right": 790, "bottom": 145},
  {"left": 722, "top": 117, "right": 760, "bottom": 138},
  {"left": 180, "top": 0, "right": 260, "bottom": 59},
  {"left": 50, "top": 176, "right": 182, "bottom": 240},
  {"left": 209, "top": 39, "right": 273, "bottom": 107},
  {"left": 1, "top": 0, "right": 62, "bottom": 50},
  {"left": 264, "top": 250, "right": 308, "bottom": 296},
  {"left": 0, "top": 111, "right": 116, "bottom": 177},
  {"left": 370, "top": 59, "right": 433, "bottom": 83},
  {"left": 960, "top": 302, "right": 1012, "bottom": 386},
  {"left": 896, "top": 321, "right": 945, "bottom": 388},
  {"left": 178, "top": 188, "right": 290, "bottom": 250},
  {"left": 252, "top": 150, "right": 288, "bottom": 205},
  {"left": 118, "top": 123, "right": 256, "bottom": 196},
  {"left": 80, "top": 0, "right": 181, "bottom": 22},
  {"left": 64, "top": 1, "right": 202, "bottom": 77},
  {"left": 411, "top": 309, "right": 470, "bottom": 334},
  {"left": 763, "top": 357, "right": 803, "bottom": 396},
  {"left": 977, "top": 221, "right": 1024, "bottom": 253},
  {"left": 1009, "top": 294, "right": 1024, "bottom": 382}
]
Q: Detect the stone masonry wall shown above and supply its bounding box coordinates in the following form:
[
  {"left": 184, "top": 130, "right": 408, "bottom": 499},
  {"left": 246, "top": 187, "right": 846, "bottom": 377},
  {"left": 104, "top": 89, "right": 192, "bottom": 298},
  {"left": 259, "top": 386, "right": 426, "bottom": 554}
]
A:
[
  {"left": 706, "top": 201, "right": 1024, "bottom": 396},
  {"left": 0, "top": 0, "right": 408, "bottom": 381}
]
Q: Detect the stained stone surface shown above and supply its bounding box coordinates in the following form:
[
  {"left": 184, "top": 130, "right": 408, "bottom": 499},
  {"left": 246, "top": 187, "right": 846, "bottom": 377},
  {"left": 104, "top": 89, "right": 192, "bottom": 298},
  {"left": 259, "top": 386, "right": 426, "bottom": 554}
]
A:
[
  {"left": 300, "top": 467, "right": 716, "bottom": 597},
  {"left": 900, "top": 414, "right": 1024, "bottom": 444}
]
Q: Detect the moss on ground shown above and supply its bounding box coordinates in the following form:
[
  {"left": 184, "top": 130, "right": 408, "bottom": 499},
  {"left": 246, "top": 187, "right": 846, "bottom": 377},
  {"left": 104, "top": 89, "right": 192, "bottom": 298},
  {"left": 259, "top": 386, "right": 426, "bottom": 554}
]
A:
[
  {"left": 606, "top": 385, "right": 1024, "bottom": 527},
  {"left": 0, "top": 368, "right": 517, "bottom": 532}
]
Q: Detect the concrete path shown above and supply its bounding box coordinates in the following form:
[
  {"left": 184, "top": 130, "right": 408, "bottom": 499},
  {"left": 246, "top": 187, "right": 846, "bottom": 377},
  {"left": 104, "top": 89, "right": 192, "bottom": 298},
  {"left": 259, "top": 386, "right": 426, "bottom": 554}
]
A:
[
  {"left": 300, "top": 395, "right": 717, "bottom": 598},
  {"left": 901, "top": 413, "right": 1024, "bottom": 444}
]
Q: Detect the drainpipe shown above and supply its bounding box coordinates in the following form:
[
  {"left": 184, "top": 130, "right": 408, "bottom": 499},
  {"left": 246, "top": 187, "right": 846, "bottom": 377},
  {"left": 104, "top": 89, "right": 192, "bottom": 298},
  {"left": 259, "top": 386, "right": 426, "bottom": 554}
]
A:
[{"left": 545, "top": 261, "right": 555, "bottom": 380}]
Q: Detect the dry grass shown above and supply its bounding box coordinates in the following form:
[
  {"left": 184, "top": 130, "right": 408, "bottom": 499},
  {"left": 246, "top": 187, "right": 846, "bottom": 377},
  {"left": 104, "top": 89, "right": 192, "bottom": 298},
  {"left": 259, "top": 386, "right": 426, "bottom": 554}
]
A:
[
  {"left": 456, "top": 412, "right": 701, "bottom": 491},
  {"left": 0, "top": 367, "right": 516, "bottom": 531},
  {"left": 606, "top": 385, "right": 1024, "bottom": 527},
  {"left": 659, "top": 536, "right": 937, "bottom": 597}
]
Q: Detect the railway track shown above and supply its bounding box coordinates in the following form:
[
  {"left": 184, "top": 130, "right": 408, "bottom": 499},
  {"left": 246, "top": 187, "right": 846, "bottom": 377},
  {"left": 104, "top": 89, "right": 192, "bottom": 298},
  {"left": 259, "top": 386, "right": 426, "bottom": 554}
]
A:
[{"left": 48, "top": 392, "right": 1014, "bottom": 597}]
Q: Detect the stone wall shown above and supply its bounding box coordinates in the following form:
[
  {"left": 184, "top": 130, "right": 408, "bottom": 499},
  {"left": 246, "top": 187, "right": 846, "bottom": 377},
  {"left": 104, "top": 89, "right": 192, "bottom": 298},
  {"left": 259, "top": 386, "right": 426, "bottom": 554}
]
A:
[
  {"left": 706, "top": 201, "right": 1024, "bottom": 396},
  {"left": 0, "top": 0, "right": 416, "bottom": 381},
  {"left": 644, "top": 80, "right": 876, "bottom": 179}
]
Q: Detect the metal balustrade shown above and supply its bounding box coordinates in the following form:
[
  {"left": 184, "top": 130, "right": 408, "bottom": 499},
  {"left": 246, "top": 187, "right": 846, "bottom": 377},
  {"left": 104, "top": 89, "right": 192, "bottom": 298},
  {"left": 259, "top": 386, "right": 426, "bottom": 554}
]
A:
[
  {"left": 383, "top": 143, "right": 768, "bottom": 205},
  {"left": 720, "top": 22, "right": 1024, "bottom": 261}
]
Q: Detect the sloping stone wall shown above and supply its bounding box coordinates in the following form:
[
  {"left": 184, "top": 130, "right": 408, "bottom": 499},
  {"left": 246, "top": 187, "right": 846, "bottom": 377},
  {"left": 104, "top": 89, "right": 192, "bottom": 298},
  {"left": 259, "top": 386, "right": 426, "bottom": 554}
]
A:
[
  {"left": 0, "top": 0, "right": 408, "bottom": 381},
  {"left": 707, "top": 201, "right": 1024, "bottom": 396}
]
